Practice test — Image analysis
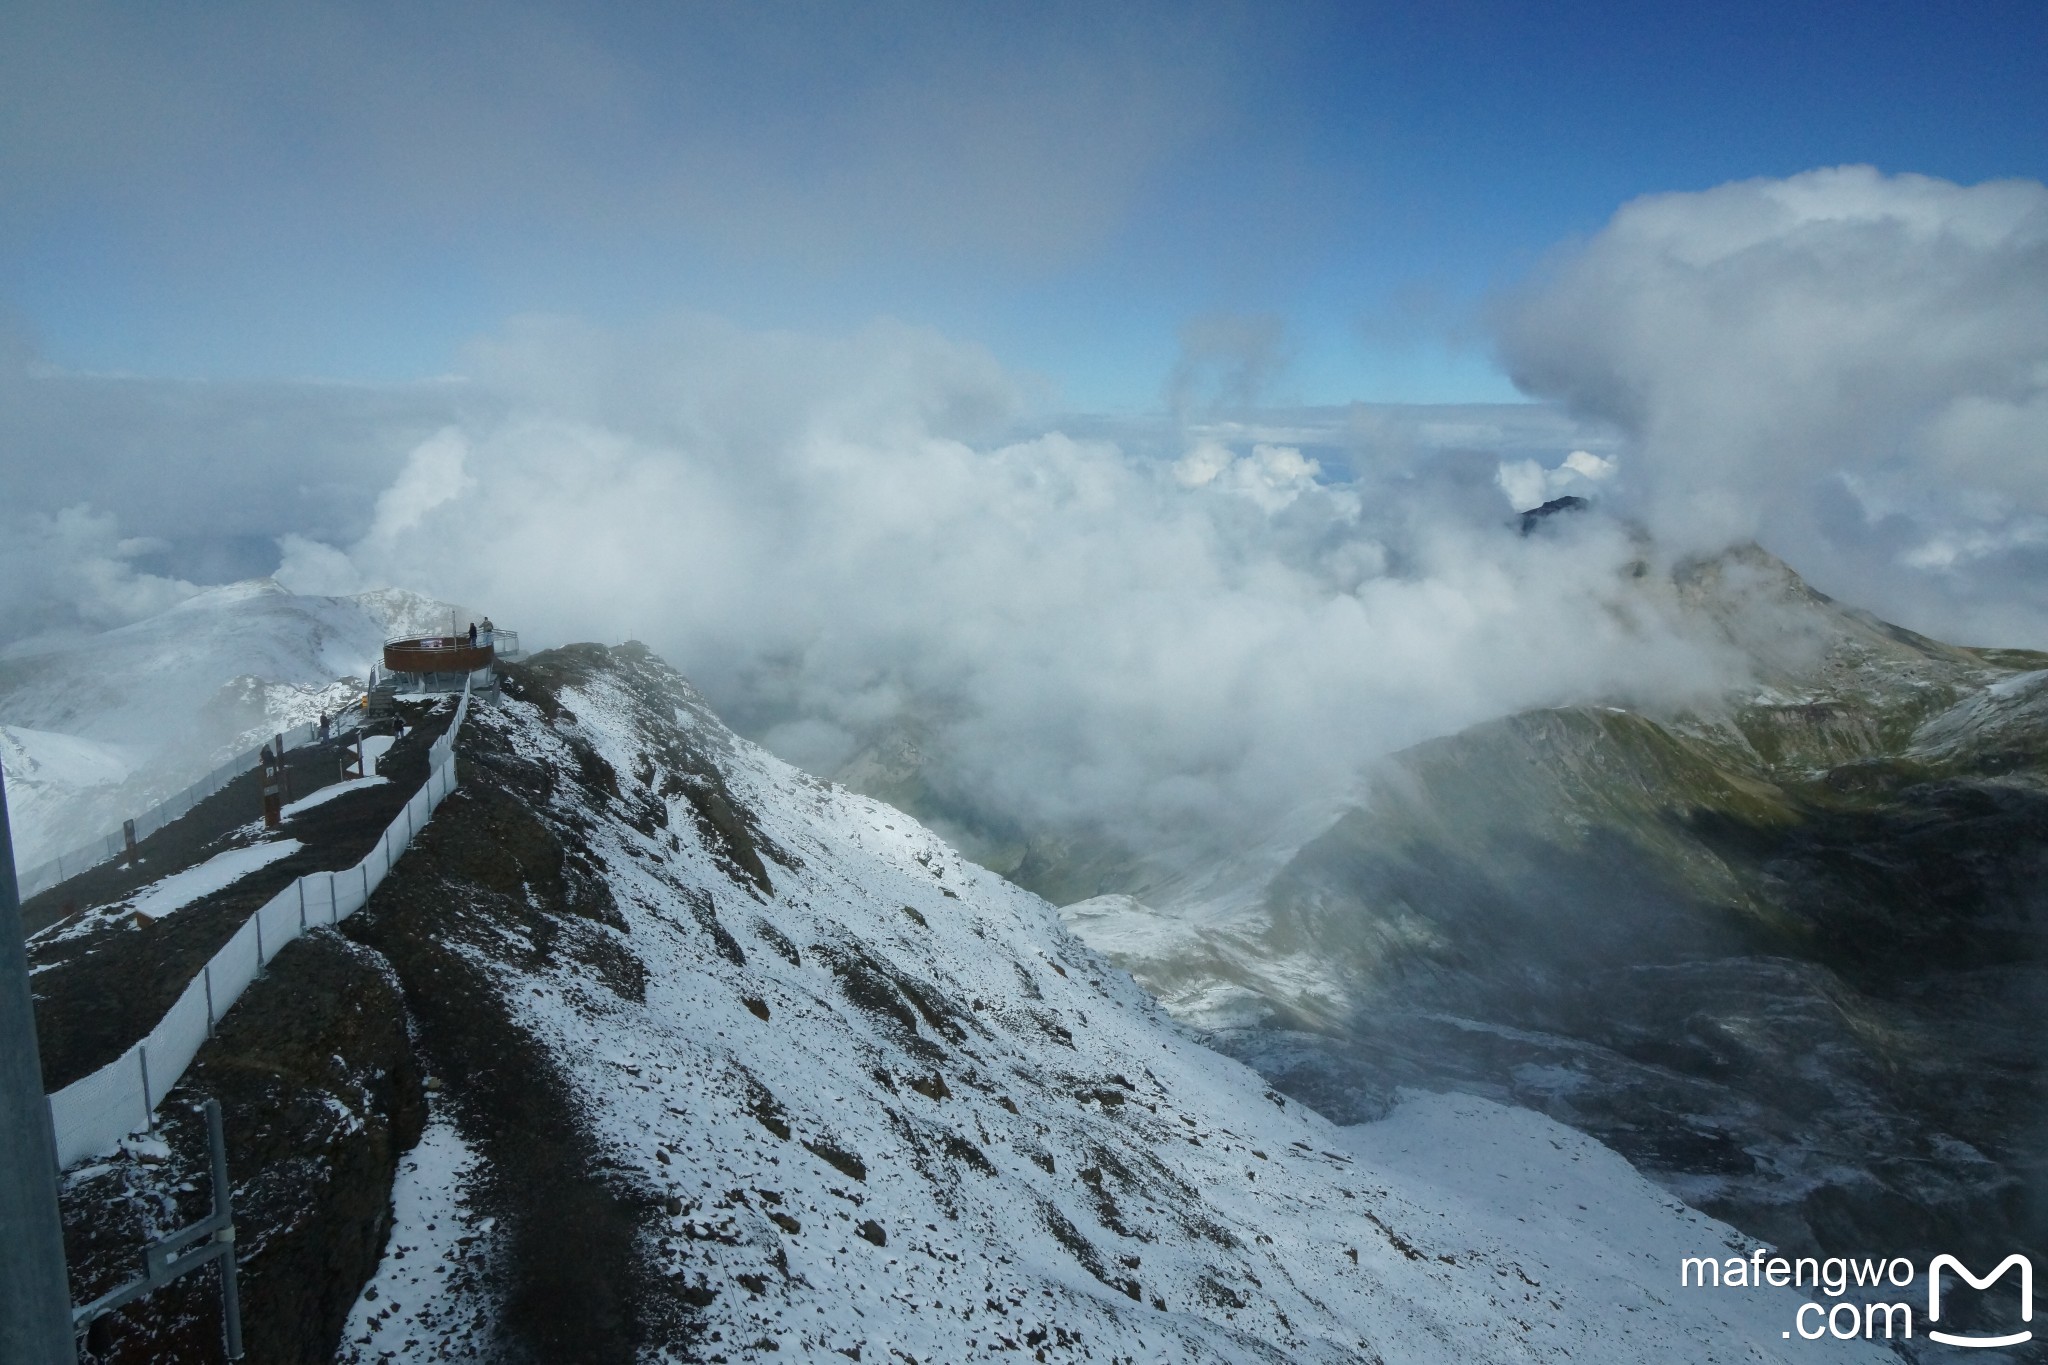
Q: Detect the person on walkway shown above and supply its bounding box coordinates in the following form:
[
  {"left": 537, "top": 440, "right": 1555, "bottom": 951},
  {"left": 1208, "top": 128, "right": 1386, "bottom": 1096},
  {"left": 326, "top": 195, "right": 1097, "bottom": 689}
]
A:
[
  {"left": 467, "top": 621, "right": 478, "bottom": 646},
  {"left": 319, "top": 711, "right": 331, "bottom": 742},
  {"left": 480, "top": 615, "right": 494, "bottom": 646}
]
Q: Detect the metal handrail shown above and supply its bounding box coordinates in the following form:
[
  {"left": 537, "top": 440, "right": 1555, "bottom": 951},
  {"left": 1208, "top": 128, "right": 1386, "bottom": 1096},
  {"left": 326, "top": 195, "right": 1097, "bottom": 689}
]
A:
[{"left": 384, "top": 625, "right": 510, "bottom": 646}]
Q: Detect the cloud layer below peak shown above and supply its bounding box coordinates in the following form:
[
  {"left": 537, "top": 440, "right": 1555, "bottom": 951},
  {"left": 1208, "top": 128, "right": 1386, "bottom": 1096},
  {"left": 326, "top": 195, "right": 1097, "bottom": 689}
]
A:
[{"left": 266, "top": 314, "right": 1725, "bottom": 855}]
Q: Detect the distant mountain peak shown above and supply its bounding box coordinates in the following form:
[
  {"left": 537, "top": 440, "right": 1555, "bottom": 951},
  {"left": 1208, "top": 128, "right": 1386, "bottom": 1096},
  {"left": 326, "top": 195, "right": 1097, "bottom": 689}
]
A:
[{"left": 1517, "top": 493, "right": 1590, "bottom": 534}]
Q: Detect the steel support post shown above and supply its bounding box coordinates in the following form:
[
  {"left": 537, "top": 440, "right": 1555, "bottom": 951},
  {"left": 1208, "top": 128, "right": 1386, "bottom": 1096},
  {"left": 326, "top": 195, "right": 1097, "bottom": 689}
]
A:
[{"left": 0, "top": 765, "right": 79, "bottom": 1363}]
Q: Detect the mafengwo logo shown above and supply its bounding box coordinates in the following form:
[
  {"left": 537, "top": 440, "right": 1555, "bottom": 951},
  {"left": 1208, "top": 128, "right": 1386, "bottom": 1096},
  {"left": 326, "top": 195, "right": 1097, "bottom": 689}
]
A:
[
  {"left": 1929, "top": 1254, "right": 2033, "bottom": 1350},
  {"left": 1680, "top": 1249, "right": 2033, "bottom": 1345}
]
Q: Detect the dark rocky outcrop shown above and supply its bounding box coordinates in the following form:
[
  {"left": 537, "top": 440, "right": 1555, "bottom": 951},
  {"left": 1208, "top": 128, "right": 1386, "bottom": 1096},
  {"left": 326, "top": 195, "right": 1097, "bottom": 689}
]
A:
[{"left": 1517, "top": 494, "right": 1589, "bottom": 535}]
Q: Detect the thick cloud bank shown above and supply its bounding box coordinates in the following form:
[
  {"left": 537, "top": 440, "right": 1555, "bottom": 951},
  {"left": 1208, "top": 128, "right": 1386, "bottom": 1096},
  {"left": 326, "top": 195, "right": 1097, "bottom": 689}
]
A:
[
  {"left": 1496, "top": 166, "right": 2048, "bottom": 647},
  {"left": 267, "top": 314, "right": 1725, "bottom": 851}
]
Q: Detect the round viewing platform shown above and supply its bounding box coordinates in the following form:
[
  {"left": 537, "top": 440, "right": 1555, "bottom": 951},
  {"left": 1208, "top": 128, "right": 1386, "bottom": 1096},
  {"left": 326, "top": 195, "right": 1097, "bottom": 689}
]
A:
[{"left": 384, "top": 634, "right": 495, "bottom": 674}]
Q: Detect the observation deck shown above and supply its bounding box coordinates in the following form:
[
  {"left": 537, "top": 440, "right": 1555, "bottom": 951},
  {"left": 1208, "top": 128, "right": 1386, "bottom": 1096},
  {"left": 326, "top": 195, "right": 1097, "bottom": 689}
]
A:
[
  {"left": 380, "top": 629, "right": 519, "bottom": 694},
  {"left": 383, "top": 634, "right": 493, "bottom": 674}
]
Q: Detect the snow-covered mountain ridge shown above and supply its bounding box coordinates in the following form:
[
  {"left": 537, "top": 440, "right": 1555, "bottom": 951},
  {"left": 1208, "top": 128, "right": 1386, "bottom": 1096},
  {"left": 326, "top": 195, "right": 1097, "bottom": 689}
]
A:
[{"left": 57, "top": 642, "right": 1887, "bottom": 1362}]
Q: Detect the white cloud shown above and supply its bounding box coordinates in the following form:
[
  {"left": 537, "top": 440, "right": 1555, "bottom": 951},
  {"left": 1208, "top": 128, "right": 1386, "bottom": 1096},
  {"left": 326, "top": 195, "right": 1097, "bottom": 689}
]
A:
[
  {"left": 1495, "top": 165, "right": 2048, "bottom": 646},
  {"left": 0, "top": 505, "right": 200, "bottom": 643},
  {"left": 273, "top": 533, "right": 366, "bottom": 598},
  {"left": 1495, "top": 459, "right": 1548, "bottom": 510},
  {"left": 271, "top": 313, "right": 1738, "bottom": 856},
  {"left": 1560, "top": 450, "right": 1614, "bottom": 482},
  {"left": 1174, "top": 441, "right": 1321, "bottom": 512},
  {"left": 1494, "top": 449, "right": 1616, "bottom": 511},
  {"left": 363, "top": 429, "right": 474, "bottom": 547},
  {"left": 1172, "top": 440, "right": 1236, "bottom": 488}
]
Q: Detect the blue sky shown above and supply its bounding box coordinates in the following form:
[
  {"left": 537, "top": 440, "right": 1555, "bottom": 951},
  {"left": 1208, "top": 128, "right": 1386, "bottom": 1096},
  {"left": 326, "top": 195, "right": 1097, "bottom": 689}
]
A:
[{"left": 3, "top": 0, "right": 2045, "bottom": 411}]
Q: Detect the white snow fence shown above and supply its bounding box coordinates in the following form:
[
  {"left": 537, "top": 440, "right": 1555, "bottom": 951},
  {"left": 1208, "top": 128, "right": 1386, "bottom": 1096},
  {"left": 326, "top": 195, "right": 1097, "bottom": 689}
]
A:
[{"left": 44, "top": 683, "right": 474, "bottom": 1169}]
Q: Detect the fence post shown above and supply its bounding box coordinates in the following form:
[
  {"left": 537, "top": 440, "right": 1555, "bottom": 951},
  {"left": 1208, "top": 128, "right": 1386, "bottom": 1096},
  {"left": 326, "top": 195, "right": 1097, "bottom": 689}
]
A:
[
  {"left": 204, "top": 964, "right": 215, "bottom": 1038},
  {"left": 255, "top": 916, "right": 265, "bottom": 979},
  {"left": 138, "top": 1045, "right": 154, "bottom": 1131},
  {"left": 330, "top": 873, "right": 338, "bottom": 925},
  {"left": 298, "top": 879, "right": 307, "bottom": 931}
]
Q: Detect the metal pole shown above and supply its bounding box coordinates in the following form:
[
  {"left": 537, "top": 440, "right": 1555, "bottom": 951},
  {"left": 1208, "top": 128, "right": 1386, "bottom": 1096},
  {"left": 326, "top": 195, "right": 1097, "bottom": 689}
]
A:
[
  {"left": 204, "top": 966, "right": 215, "bottom": 1038},
  {"left": 0, "top": 765, "right": 77, "bottom": 1362},
  {"left": 138, "top": 1045, "right": 153, "bottom": 1130},
  {"left": 206, "top": 1101, "right": 244, "bottom": 1360},
  {"left": 71, "top": 1097, "right": 244, "bottom": 1359}
]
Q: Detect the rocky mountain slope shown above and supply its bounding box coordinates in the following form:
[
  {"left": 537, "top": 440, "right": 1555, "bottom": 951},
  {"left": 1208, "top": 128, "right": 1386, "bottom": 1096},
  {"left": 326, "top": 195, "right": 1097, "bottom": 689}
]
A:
[
  {"left": 47, "top": 643, "right": 1887, "bottom": 1363},
  {"left": 1059, "top": 545, "right": 2048, "bottom": 1296}
]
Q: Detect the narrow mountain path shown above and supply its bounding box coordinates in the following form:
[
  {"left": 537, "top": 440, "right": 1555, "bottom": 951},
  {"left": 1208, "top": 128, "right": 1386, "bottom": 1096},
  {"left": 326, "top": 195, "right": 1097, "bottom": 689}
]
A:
[{"left": 26, "top": 698, "right": 458, "bottom": 1090}]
